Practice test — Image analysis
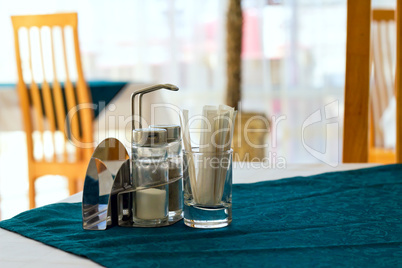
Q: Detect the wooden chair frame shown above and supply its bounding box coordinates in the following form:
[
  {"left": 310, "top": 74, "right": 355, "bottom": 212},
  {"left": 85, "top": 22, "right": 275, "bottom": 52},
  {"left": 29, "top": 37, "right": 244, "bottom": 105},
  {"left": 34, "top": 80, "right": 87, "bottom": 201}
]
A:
[
  {"left": 11, "top": 13, "right": 94, "bottom": 208},
  {"left": 343, "top": 0, "right": 402, "bottom": 163}
]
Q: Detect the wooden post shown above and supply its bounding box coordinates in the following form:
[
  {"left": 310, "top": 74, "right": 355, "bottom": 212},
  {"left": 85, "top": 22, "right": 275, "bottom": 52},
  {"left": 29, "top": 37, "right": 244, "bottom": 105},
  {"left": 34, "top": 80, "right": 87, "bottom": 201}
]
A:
[{"left": 343, "top": 0, "right": 372, "bottom": 163}]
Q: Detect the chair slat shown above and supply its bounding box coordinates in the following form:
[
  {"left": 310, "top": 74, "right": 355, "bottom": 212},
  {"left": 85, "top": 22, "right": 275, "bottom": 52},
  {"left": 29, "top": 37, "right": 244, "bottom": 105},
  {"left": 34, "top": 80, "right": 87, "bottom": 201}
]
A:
[
  {"left": 369, "top": 43, "right": 378, "bottom": 147},
  {"left": 73, "top": 27, "right": 93, "bottom": 160},
  {"left": 372, "top": 24, "right": 388, "bottom": 114},
  {"left": 380, "top": 23, "right": 393, "bottom": 105},
  {"left": 61, "top": 27, "right": 81, "bottom": 160},
  {"left": 38, "top": 29, "right": 56, "bottom": 132},
  {"left": 50, "top": 29, "right": 68, "bottom": 161},
  {"left": 384, "top": 23, "right": 395, "bottom": 101},
  {"left": 38, "top": 28, "right": 57, "bottom": 161},
  {"left": 370, "top": 83, "right": 383, "bottom": 147},
  {"left": 27, "top": 29, "right": 45, "bottom": 135},
  {"left": 13, "top": 28, "right": 34, "bottom": 161}
]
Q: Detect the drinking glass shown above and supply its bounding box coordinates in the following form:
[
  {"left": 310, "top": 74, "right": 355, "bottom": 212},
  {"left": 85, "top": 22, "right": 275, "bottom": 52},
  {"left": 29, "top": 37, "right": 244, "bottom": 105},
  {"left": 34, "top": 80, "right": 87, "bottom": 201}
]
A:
[{"left": 183, "top": 148, "right": 232, "bottom": 228}]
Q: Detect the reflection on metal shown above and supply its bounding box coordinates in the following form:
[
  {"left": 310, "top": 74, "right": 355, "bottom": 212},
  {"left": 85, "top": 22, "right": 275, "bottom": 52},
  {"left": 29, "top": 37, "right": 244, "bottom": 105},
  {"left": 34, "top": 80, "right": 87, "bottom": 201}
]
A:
[{"left": 82, "top": 138, "right": 129, "bottom": 230}]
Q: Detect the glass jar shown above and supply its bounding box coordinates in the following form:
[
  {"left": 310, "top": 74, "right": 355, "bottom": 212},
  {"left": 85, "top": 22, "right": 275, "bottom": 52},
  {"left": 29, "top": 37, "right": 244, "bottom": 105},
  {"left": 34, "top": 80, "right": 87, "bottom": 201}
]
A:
[
  {"left": 151, "top": 125, "right": 183, "bottom": 222},
  {"left": 131, "top": 128, "right": 169, "bottom": 226}
]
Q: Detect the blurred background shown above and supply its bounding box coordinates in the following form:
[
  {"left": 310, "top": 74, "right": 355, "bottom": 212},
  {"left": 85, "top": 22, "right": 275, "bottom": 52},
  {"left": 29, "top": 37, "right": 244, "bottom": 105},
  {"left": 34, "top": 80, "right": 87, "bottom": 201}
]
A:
[{"left": 0, "top": 0, "right": 396, "bottom": 219}]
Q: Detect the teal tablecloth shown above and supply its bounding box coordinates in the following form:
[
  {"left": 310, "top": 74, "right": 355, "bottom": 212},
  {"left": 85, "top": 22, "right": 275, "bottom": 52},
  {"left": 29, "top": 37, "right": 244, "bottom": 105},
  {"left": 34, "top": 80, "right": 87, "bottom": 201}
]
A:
[
  {"left": 1, "top": 165, "right": 402, "bottom": 267},
  {"left": 0, "top": 81, "right": 127, "bottom": 118}
]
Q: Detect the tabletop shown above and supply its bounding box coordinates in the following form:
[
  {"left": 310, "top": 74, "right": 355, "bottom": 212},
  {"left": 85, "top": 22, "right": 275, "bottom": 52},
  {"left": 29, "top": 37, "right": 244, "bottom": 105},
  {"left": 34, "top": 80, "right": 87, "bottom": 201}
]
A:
[{"left": 0, "top": 163, "right": 381, "bottom": 267}]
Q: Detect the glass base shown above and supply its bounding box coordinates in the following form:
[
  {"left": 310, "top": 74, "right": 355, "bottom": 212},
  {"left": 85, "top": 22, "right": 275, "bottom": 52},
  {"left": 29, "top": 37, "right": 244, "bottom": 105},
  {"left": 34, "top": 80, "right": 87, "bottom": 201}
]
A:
[
  {"left": 132, "top": 216, "right": 168, "bottom": 227},
  {"left": 183, "top": 201, "right": 232, "bottom": 229},
  {"left": 168, "top": 210, "right": 183, "bottom": 222}
]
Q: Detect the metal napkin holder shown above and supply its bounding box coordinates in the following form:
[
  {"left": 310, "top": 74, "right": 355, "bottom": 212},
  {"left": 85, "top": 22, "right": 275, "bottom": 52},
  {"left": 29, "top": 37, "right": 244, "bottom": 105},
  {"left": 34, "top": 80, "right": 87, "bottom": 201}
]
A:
[{"left": 82, "top": 84, "right": 180, "bottom": 230}]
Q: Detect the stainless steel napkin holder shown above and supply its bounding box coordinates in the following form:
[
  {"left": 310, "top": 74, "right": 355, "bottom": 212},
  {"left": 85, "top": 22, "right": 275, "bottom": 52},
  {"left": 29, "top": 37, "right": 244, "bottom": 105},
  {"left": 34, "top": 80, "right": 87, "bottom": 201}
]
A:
[
  {"left": 82, "top": 84, "right": 181, "bottom": 230},
  {"left": 82, "top": 138, "right": 130, "bottom": 230}
]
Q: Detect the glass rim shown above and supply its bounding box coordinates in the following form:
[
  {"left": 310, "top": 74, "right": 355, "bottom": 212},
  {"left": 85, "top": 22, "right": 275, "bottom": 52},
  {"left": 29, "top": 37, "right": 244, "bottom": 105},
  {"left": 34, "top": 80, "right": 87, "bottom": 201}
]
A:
[{"left": 183, "top": 147, "right": 233, "bottom": 156}]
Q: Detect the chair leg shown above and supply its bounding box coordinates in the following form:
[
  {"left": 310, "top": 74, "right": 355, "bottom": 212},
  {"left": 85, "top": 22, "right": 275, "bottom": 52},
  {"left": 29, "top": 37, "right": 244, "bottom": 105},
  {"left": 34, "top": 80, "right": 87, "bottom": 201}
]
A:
[
  {"left": 29, "top": 176, "right": 36, "bottom": 209},
  {"left": 68, "top": 177, "right": 78, "bottom": 196}
]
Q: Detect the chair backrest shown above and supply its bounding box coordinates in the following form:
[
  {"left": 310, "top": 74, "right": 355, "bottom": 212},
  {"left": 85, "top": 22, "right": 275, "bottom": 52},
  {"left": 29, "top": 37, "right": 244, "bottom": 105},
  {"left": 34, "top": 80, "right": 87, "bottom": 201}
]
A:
[
  {"left": 11, "top": 13, "right": 93, "bottom": 163},
  {"left": 370, "top": 9, "right": 395, "bottom": 148},
  {"left": 343, "top": 0, "right": 402, "bottom": 163}
]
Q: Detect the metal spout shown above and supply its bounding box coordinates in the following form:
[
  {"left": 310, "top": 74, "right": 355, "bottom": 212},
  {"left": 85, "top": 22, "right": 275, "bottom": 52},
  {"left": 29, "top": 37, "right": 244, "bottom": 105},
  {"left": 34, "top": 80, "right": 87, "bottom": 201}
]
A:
[{"left": 131, "top": 84, "right": 179, "bottom": 130}]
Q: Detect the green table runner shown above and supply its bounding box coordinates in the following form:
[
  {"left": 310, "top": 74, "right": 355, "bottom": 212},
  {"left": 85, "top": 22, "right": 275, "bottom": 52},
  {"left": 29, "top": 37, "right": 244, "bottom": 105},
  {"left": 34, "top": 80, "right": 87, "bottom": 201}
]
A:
[{"left": 1, "top": 165, "right": 402, "bottom": 267}]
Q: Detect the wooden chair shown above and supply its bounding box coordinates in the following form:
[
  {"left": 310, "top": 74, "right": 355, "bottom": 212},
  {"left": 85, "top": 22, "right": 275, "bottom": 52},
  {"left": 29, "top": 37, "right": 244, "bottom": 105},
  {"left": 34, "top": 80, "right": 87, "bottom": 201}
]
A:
[
  {"left": 343, "top": 0, "right": 402, "bottom": 163},
  {"left": 369, "top": 9, "right": 396, "bottom": 163},
  {"left": 11, "top": 13, "right": 94, "bottom": 208}
]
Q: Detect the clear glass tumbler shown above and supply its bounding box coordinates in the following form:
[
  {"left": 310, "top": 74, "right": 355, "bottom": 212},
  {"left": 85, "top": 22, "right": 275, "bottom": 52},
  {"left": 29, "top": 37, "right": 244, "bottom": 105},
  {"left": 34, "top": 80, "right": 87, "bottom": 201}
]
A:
[{"left": 183, "top": 148, "right": 233, "bottom": 228}]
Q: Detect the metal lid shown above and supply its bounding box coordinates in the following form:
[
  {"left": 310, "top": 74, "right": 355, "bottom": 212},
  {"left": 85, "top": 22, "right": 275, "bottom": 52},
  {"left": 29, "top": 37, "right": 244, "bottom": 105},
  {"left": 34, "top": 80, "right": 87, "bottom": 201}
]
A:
[
  {"left": 132, "top": 128, "right": 167, "bottom": 146},
  {"left": 150, "top": 125, "right": 181, "bottom": 142}
]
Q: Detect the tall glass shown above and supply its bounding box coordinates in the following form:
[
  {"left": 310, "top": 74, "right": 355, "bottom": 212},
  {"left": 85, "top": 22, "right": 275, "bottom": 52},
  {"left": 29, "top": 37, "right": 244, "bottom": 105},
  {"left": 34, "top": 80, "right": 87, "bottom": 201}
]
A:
[{"left": 183, "top": 148, "right": 232, "bottom": 228}]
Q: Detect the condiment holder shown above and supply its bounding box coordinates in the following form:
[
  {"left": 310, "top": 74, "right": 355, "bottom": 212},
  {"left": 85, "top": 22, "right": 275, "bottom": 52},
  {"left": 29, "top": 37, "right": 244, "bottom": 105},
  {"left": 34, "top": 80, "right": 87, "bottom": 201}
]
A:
[{"left": 82, "top": 84, "right": 182, "bottom": 230}]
